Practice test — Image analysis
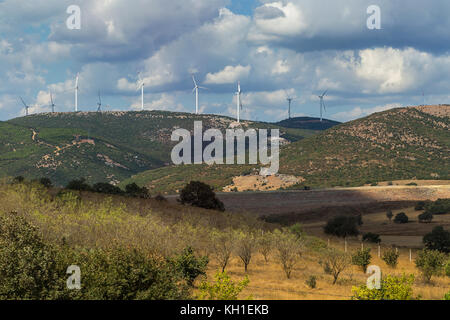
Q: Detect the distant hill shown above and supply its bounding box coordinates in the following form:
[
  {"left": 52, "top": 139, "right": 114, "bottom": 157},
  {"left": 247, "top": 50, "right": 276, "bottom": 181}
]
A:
[
  {"left": 1, "top": 111, "right": 316, "bottom": 186},
  {"left": 123, "top": 106, "right": 449, "bottom": 194},
  {"left": 275, "top": 117, "right": 340, "bottom": 130}
]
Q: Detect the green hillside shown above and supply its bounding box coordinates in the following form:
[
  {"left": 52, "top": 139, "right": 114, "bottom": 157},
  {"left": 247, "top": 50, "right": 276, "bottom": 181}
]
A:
[
  {"left": 275, "top": 117, "right": 341, "bottom": 130},
  {"left": 1, "top": 111, "right": 316, "bottom": 186},
  {"left": 123, "top": 106, "right": 449, "bottom": 194}
]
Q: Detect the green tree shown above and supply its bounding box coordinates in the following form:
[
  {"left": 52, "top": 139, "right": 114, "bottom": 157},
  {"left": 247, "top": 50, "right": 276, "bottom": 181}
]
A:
[
  {"left": 169, "top": 247, "right": 209, "bottom": 287},
  {"left": 382, "top": 247, "right": 400, "bottom": 268},
  {"left": 179, "top": 181, "right": 225, "bottom": 211},
  {"left": 423, "top": 226, "right": 450, "bottom": 253},
  {"left": 415, "top": 249, "right": 446, "bottom": 282},
  {"left": 324, "top": 216, "right": 359, "bottom": 238},
  {"left": 352, "top": 248, "right": 372, "bottom": 272},
  {"left": 319, "top": 248, "right": 351, "bottom": 285},
  {"left": 394, "top": 212, "right": 409, "bottom": 224}
]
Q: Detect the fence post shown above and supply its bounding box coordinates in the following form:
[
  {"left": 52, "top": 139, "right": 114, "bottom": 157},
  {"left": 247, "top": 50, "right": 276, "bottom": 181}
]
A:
[
  {"left": 378, "top": 245, "right": 381, "bottom": 258},
  {"left": 409, "top": 249, "right": 412, "bottom": 262},
  {"left": 361, "top": 242, "right": 364, "bottom": 250},
  {"left": 345, "top": 239, "right": 347, "bottom": 252}
]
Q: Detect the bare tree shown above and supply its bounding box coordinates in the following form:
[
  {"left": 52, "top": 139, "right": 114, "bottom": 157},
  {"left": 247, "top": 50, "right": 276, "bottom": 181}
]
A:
[
  {"left": 235, "top": 231, "right": 256, "bottom": 272},
  {"left": 320, "top": 248, "right": 351, "bottom": 285},
  {"left": 257, "top": 231, "right": 273, "bottom": 263},
  {"left": 211, "top": 229, "right": 235, "bottom": 272},
  {"left": 273, "top": 229, "right": 304, "bottom": 279}
]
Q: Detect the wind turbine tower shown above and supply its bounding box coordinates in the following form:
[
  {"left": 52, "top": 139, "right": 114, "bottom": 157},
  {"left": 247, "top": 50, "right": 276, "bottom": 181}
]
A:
[
  {"left": 74, "top": 73, "right": 79, "bottom": 112},
  {"left": 138, "top": 73, "right": 144, "bottom": 111},
  {"left": 318, "top": 90, "right": 328, "bottom": 122},
  {"left": 20, "top": 97, "right": 30, "bottom": 116},
  {"left": 97, "top": 91, "right": 102, "bottom": 112},
  {"left": 285, "top": 91, "right": 297, "bottom": 120},
  {"left": 50, "top": 92, "right": 55, "bottom": 113},
  {"left": 235, "top": 81, "right": 243, "bottom": 123}
]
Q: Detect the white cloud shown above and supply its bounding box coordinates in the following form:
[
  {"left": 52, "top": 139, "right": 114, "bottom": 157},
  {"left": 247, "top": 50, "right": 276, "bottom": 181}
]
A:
[
  {"left": 205, "top": 65, "right": 251, "bottom": 84},
  {"left": 332, "top": 103, "right": 403, "bottom": 121}
]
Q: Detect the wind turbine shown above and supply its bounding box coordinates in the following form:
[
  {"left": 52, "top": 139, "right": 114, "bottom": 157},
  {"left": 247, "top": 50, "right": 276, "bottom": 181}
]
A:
[
  {"left": 49, "top": 92, "right": 55, "bottom": 113},
  {"left": 137, "top": 72, "right": 144, "bottom": 111},
  {"left": 285, "top": 90, "right": 297, "bottom": 119},
  {"left": 235, "top": 81, "right": 243, "bottom": 123},
  {"left": 97, "top": 91, "right": 103, "bottom": 112},
  {"left": 19, "top": 97, "right": 30, "bottom": 116},
  {"left": 74, "top": 73, "right": 79, "bottom": 112},
  {"left": 192, "top": 75, "right": 207, "bottom": 114},
  {"left": 318, "top": 90, "right": 328, "bottom": 122}
]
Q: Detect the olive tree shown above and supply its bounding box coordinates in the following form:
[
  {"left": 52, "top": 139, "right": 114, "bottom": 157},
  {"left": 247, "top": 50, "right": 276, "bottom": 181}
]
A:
[
  {"left": 234, "top": 231, "right": 257, "bottom": 272},
  {"left": 273, "top": 229, "right": 304, "bottom": 279},
  {"left": 320, "top": 248, "right": 351, "bottom": 285}
]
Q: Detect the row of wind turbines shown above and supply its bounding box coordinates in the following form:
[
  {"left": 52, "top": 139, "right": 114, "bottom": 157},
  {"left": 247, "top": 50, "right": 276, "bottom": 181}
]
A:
[{"left": 19, "top": 73, "right": 329, "bottom": 123}]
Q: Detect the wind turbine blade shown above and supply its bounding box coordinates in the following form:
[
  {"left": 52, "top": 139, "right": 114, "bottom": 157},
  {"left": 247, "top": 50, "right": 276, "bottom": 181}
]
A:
[
  {"left": 75, "top": 74, "right": 79, "bottom": 88},
  {"left": 20, "top": 97, "right": 26, "bottom": 107},
  {"left": 323, "top": 100, "right": 326, "bottom": 111},
  {"left": 323, "top": 90, "right": 328, "bottom": 96},
  {"left": 192, "top": 75, "right": 197, "bottom": 87}
]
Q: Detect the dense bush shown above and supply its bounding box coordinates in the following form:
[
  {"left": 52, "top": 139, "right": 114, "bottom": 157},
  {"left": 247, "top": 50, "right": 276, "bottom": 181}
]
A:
[
  {"left": 382, "top": 247, "right": 400, "bottom": 268},
  {"left": 92, "top": 182, "right": 124, "bottom": 195},
  {"left": 362, "top": 232, "right": 381, "bottom": 244},
  {"left": 198, "top": 271, "right": 250, "bottom": 300},
  {"left": 39, "top": 177, "right": 53, "bottom": 188},
  {"left": 415, "top": 249, "right": 446, "bottom": 282},
  {"left": 0, "top": 213, "right": 68, "bottom": 299},
  {"left": 66, "top": 178, "right": 92, "bottom": 191},
  {"left": 124, "top": 183, "right": 150, "bottom": 199},
  {"left": 423, "top": 226, "right": 450, "bottom": 253},
  {"left": 424, "top": 198, "right": 450, "bottom": 215},
  {"left": 0, "top": 211, "right": 191, "bottom": 300},
  {"left": 418, "top": 211, "right": 433, "bottom": 223},
  {"left": 179, "top": 181, "right": 225, "bottom": 211},
  {"left": 352, "top": 274, "right": 417, "bottom": 300},
  {"left": 324, "top": 215, "right": 360, "bottom": 238},
  {"left": 394, "top": 212, "right": 409, "bottom": 224},
  {"left": 168, "top": 247, "right": 208, "bottom": 287},
  {"left": 352, "top": 248, "right": 372, "bottom": 272},
  {"left": 445, "top": 260, "right": 450, "bottom": 277}
]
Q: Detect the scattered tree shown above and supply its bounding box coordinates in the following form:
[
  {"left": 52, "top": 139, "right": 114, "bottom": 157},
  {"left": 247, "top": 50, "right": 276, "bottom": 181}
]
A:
[
  {"left": 257, "top": 232, "right": 273, "bottom": 263},
  {"left": 394, "top": 212, "right": 409, "bottom": 224},
  {"left": 352, "top": 248, "right": 372, "bottom": 272},
  {"left": 324, "top": 215, "right": 359, "bottom": 238},
  {"left": 211, "top": 229, "right": 235, "bottom": 272},
  {"left": 362, "top": 232, "right": 381, "bottom": 244},
  {"left": 423, "top": 226, "right": 450, "bottom": 253},
  {"left": 170, "top": 247, "right": 209, "bottom": 286},
  {"left": 179, "top": 181, "right": 225, "bottom": 211},
  {"left": 125, "top": 183, "right": 150, "bottom": 199},
  {"left": 273, "top": 229, "right": 304, "bottom": 279},
  {"left": 386, "top": 210, "right": 393, "bottom": 222},
  {"left": 319, "top": 248, "right": 351, "bottom": 285},
  {"left": 235, "top": 231, "right": 256, "bottom": 272},
  {"left": 382, "top": 247, "right": 400, "bottom": 268},
  {"left": 66, "top": 178, "right": 92, "bottom": 191},
  {"left": 415, "top": 249, "right": 446, "bottom": 282},
  {"left": 418, "top": 211, "right": 433, "bottom": 223},
  {"left": 39, "top": 177, "right": 53, "bottom": 188}
]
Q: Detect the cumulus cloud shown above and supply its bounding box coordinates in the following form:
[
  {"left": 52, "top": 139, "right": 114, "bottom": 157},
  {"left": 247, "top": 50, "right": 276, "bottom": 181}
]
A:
[
  {"left": 205, "top": 65, "right": 251, "bottom": 84},
  {"left": 331, "top": 103, "right": 403, "bottom": 121}
]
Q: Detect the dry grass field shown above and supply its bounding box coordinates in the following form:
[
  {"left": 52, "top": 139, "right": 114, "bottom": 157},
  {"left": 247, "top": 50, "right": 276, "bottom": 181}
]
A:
[{"left": 202, "top": 248, "right": 449, "bottom": 300}]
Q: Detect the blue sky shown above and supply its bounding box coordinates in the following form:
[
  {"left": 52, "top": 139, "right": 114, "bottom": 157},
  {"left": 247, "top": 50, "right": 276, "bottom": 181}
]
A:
[{"left": 0, "top": 0, "right": 449, "bottom": 122}]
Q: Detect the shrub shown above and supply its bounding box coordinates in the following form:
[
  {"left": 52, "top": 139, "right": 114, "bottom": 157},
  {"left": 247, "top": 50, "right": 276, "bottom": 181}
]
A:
[
  {"left": 39, "top": 177, "right": 53, "bottom": 188},
  {"left": 362, "top": 232, "right": 381, "bottom": 244},
  {"left": 382, "top": 248, "right": 400, "bottom": 268},
  {"left": 445, "top": 260, "right": 450, "bottom": 277},
  {"left": 415, "top": 249, "right": 446, "bottom": 282},
  {"left": 289, "top": 223, "right": 304, "bottom": 239},
  {"left": 66, "top": 178, "right": 92, "bottom": 191},
  {"left": 198, "top": 271, "right": 250, "bottom": 300},
  {"left": 423, "top": 226, "right": 450, "bottom": 253},
  {"left": 305, "top": 275, "right": 317, "bottom": 289},
  {"left": 406, "top": 182, "right": 418, "bottom": 186},
  {"left": 154, "top": 194, "right": 167, "bottom": 202},
  {"left": 319, "top": 248, "right": 351, "bottom": 285},
  {"left": 169, "top": 247, "right": 208, "bottom": 287},
  {"left": 352, "top": 248, "right": 372, "bottom": 272},
  {"left": 125, "top": 183, "right": 150, "bottom": 199},
  {"left": 444, "top": 291, "right": 450, "bottom": 300},
  {"left": 415, "top": 201, "right": 428, "bottom": 211},
  {"left": 13, "top": 176, "right": 25, "bottom": 184},
  {"left": 386, "top": 210, "right": 393, "bottom": 222},
  {"left": 92, "top": 182, "right": 124, "bottom": 195},
  {"left": 324, "top": 216, "right": 359, "bottom": 238},
  {"left": 352, "top": 274, "right": 417, "bottom": 300},
  {"left": 179, "top": 181, "right": 224, "bottom": 211},
  {"left": 0, "top": 213, "right": 67, "bottom": 299},
  {"left": 418, "top": 211, "right": 433, "bottom": 223},
  {"left": 394, "top": 212, "right": 408, "bottom": 224}
]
